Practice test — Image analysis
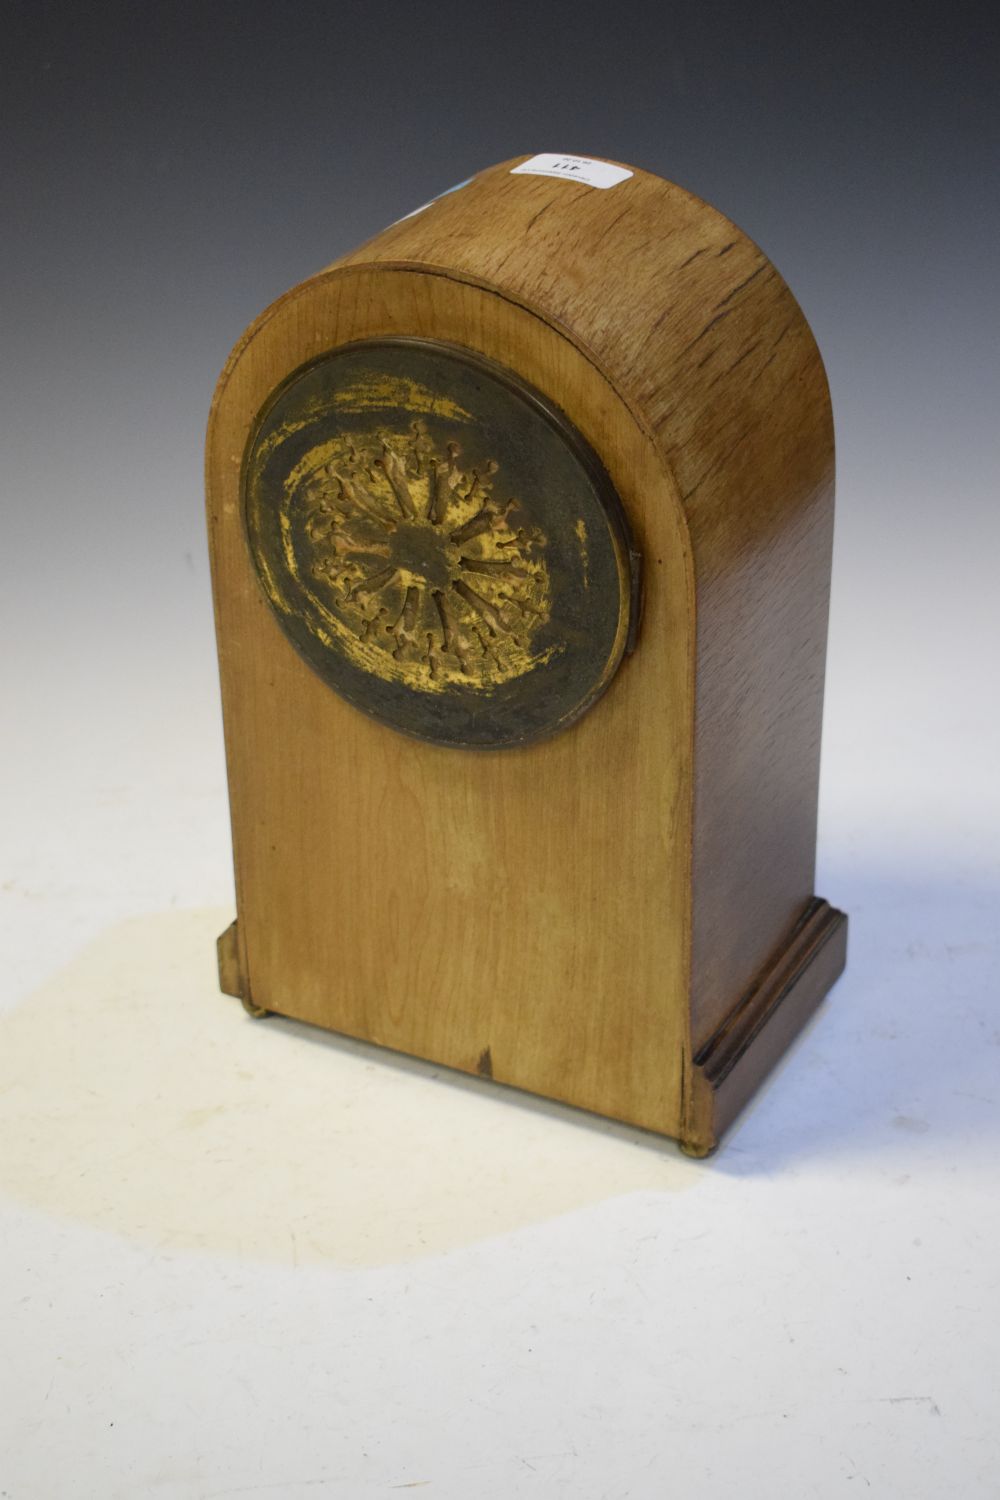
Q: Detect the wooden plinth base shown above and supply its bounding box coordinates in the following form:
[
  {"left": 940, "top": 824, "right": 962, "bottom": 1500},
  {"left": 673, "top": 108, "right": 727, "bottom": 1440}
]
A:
[
  {"left": 680, "top": 899, "right": 848, "bottom": 1156},
  {"left": 216, "top": 898, "right": 846, "bottom": 1157}
]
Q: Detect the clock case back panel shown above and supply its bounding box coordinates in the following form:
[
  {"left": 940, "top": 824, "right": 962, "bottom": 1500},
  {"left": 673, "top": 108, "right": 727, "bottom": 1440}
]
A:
[{"left": 207, "top": 156, "right": 846, "bottom": 1154}]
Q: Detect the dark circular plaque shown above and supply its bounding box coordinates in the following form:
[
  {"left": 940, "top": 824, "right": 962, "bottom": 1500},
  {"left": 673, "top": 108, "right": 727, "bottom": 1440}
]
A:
[{"left": 243, "top": 338, "right": 638, "bottom": 749}]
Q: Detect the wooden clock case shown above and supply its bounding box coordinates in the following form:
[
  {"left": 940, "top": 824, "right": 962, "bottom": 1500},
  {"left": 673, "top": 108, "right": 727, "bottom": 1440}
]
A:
[{"left": 207, "top": 153, "right": 846, "bottom": 1155}]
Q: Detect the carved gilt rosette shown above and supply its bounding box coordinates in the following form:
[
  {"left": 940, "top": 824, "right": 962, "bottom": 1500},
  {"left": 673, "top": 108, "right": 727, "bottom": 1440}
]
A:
[{"left": 243, "top": 339, "right": 638, "bottom": 748}]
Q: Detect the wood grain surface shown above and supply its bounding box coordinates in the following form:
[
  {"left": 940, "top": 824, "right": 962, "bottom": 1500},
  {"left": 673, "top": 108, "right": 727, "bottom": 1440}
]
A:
[{"left": 207, "top": 154, "right": 845, "bottom": 1151}]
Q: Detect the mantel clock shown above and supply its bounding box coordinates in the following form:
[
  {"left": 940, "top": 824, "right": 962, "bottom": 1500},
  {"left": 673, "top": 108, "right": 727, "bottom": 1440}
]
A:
[{"left": 207, "top": 153, "right": 847, "bottom": 1155}]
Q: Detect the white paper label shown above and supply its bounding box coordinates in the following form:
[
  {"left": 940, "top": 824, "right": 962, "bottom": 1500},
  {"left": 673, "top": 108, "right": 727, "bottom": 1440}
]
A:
[{"left": 510, "top": 153, "right": 633, "bottom": 190}]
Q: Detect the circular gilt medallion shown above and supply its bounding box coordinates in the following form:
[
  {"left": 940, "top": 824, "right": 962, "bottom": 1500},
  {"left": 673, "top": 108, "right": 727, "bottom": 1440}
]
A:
[{"left": 243, "top": 338, "right": 638, "bottom": 748}]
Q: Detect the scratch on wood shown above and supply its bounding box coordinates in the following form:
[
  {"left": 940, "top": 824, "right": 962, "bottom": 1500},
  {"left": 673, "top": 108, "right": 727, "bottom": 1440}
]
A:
[
  {"left": 525, "top": 201, "right": 554, "bottom": 233},
  {"left": 685, "top": 307, "right": 733, "bottom": 349},
  {"left": 716, "top": 263, "right": 769, "bottom": 308},
  {"left": 648, "top": 303, "right": 675, "bottom": 335},
  {"left": 708, "top": 340, "right": 761, "bottom": 387},
  {"left": 680, "top": 423, "right": 755, "bottom": 501},
  {"left": 599, "top": 206, "right": 632, "bottom": 240},
  {"left": 758, "top": 320, "right": 795, "bottom": 374}
]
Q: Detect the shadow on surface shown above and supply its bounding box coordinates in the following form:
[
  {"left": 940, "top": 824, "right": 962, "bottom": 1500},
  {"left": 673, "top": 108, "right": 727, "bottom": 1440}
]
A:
[
  {"left": 711, "top": 859, "right": 999, "bottom": 1174},
  {"left": 0, "top": 908, "right": 695, "bottom": 1267},
  {"left": 0, "top": 862, "right": 993, "bottom": 1264}
]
